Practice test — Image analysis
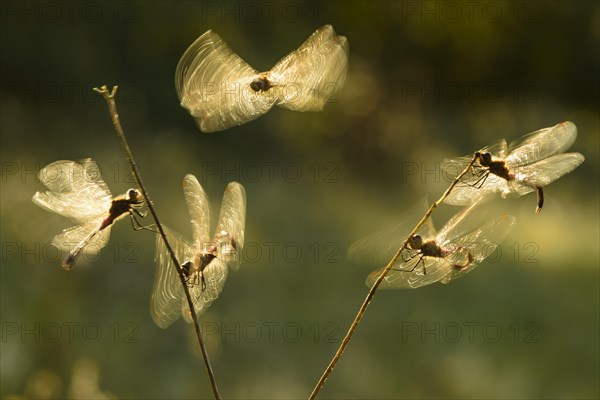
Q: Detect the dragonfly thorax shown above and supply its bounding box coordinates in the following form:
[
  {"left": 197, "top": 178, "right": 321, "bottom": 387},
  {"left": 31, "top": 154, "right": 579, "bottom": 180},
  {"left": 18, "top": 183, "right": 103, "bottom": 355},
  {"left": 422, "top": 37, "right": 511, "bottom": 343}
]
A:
[
  {"left": 476, "top": 152, "right": 513, "bottom": 181},
  {"left": 419, "top": 240, "right": 445, "bottom": 258},
  {"left": 250, "top": 75, "right": 273, "bottom": 92}
]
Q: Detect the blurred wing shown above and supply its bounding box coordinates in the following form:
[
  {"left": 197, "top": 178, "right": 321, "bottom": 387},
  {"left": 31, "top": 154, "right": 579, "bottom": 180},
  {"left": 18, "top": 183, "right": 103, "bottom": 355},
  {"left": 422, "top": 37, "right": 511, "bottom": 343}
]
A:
[
  {"left": 33, "top": 159, "right": 113, "bottom": 223},
  {"left": 480, "top": 139, "right": 509, "bottom": 159},
  {"left": 443, "top": 140, "right": 508, "bottom": 206},
  {"left": 441, "top": 215, "right": 516, "bottom": 284},
  {"left": 51, "top": 219, "right": 106, "bottom": 253},
  {"left": 175, "top": 30, "right": 275, "bottom": 132},
  {"left": 443, "top": 172, "right": 506, "bottom": 206},
  {"left": 366, "top": 256, "right": 452, "bottom": 289},
  {"left": 214, "top": 182, "right": 247, "bottom": 271},
  {"left": 150, "top": 227, "right": 194, "bottom": 329},
  {"left": 348, "top": 197, "right": 435, "bottom": 268},
  {"left": 270, "top": 25, "right": 349, "bottom": 111},
  {"left": 436, "top": 200, "right": 488, "bottom": 244},
  {"left": 506, "top": 121, "right": 578, "bottom": 167},
  {"left": 183, "top": 174, "right": 211, "bottom": 252},
  {"left": 182, "top": 257, "right": 229, "bottom": 322},
  {"left": 514, "top": 152, "right": 585, "bottom": 188}
]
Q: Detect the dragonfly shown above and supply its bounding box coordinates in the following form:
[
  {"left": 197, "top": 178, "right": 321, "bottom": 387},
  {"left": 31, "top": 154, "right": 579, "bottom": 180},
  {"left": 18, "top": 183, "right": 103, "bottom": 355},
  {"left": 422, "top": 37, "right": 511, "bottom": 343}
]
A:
[
  {"left": 32, "top": 159, "right": 147, "bottom": 270},
  {"left": 444, "top": 121, "right": 585, "bottom": 213},
  {"left": 150, "top": 175, "right": 246, "bottom": 328},
  {"left": 175, "top": 24, "right": 349, "bottom": 132},
  {"left": 348, "top": 198, "right": 516, "bottom": 289}
]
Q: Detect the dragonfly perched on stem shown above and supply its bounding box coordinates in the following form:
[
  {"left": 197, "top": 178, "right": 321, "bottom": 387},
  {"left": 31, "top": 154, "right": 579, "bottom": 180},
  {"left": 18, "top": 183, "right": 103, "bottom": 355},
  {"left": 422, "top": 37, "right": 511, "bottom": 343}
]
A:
[
  {"left": 348, "top": 198, "right": 516, "bottom": 289},
  {"left": 444, "top": 121, "right": 585, "bottom": 213},
  {"left": 176, "top": 24, "right": 349, "bottom": 132},
  {"left": 150, "top": 175, "right": 246, "bottom": 328},
  {"left": 32, "top": 159, "right": 150, "bottom": 270}
]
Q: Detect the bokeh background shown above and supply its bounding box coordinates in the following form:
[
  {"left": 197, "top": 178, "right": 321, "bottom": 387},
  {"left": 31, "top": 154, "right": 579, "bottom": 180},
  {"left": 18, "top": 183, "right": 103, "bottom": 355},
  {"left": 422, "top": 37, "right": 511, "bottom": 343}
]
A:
[{"left": 1, "top": 1, "right": 598, "bottom": 399}]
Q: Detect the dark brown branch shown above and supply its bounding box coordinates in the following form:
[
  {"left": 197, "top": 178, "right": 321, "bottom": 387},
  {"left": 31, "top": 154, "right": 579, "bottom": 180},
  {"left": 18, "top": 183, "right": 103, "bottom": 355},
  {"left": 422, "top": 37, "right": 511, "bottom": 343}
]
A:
[{"left": 93, "top": 85, "right": 221, "bottom": 400}]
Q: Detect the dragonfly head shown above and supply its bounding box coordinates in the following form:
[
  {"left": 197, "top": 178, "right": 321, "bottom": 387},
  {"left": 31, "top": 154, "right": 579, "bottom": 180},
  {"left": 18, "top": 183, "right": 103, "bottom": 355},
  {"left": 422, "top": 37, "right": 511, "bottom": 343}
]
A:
[
  {"left": 408, "top": 235, "right": 423, "bottom": 250},
  {"left": 181, "top": 260, "right": 193, "bottom": 277},
  {"left": 126, "top": 189, "right": 144, "bottom": 205},
  {"left": 475, "top": 151, "right": 492, "bottom": 166}
]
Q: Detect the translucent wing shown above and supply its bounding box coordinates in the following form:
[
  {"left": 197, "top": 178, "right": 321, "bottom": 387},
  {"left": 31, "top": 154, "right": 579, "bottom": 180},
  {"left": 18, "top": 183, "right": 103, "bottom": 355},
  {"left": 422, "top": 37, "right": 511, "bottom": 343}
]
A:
[
  {"left": 182, "top": 174, "right": 211, "bottom": 252},
  {"left": 442, "top": 140, "right": 508, "bottom": 206},
  {"left": 436, "top": 201, "right": 487, "bottom": 245},
  {"left": 514, "top": 152, "right": 585, "bottom": 188},
  {"left": 366, "top": 256, "right": 452, "bottom": 289},
  {"left": 443, "top": 172, "right": 507, "bottom": 206},
  {"left": 348, "top": 197, "right": 434, "bottom": 268},
  {"left": 441, "top": 215, "right": 516, "bottom": 284},
  {"left": 150, "top": 227, "right": 194, "bottom": 329},
  {"left": 51, "top": 219, "right": 107, "bottom": 253},
  {"left": 214, "top": 182, "right": 247, "bottom": 271},
  {"left": 183, "top": 257, "right": 229, "bottom": 322},
  {"left": 269, "top": 25, "right": 349, "bottom": 111},
  {"left": 175, "top": 30, "right": 276, "bottom": 132},
  {"left": 506, "top": 121, "right": 577, "bottom": 167},
  {"left": 33, "top": 159, "right": 113, "bottom": 223}
]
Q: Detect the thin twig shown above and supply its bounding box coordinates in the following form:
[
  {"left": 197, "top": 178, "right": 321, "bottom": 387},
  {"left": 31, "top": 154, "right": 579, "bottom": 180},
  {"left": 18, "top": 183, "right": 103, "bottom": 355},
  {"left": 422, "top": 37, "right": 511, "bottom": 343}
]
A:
[
  {"left": 308, "top": 155, "right": 478, "bottom": 399},
  {"left": 93, "top": 85, "right": 221, "bottom": 400}
]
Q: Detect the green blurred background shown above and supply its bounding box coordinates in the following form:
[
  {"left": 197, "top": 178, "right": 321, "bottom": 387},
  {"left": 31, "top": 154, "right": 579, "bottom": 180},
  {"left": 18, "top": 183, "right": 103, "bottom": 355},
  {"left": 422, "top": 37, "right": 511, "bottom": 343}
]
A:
[{"left": 1, "top": 1, "right": 598, "bottom": 399}]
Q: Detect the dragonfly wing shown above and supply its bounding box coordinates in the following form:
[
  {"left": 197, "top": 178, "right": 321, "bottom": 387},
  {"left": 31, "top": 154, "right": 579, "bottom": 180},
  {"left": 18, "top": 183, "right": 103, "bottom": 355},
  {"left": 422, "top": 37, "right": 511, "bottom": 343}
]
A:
[
  {"left": 33, "top": 159, "right": 113, "bottom": 223},
  {"left": 366, "top": 256, "right": 452, "bottom": 289},
  {"left": 514, "top": 152, "right": 585, "bottom": 188},
  {"left": 183, "top": 174, "right": 211, "bottom": 252},
  {"left": 436, "top": 199, "right": 489, "bottom": 245},
  {"left": 348, "top": 197, "right": 434, "bottom": 268},
  {"left": 150, "top": 227, "right": 194, "bottom": 329},
  {"left": 270, "top": 25, "right": 349, "bottom": 111},
  {"left": 182, "top": 257, "right": 229, "bottom": 322},
  {"left": 480, "top": 139, "right": 509, "bottom": 159},
  {"left": 506, "top": 121, "right": 577, "bottom": 167},
  {"left": 214, "top": 182, "right": 247, "bottom": 271},
  {"left": 175, "top": 30, "right": 276, "bottom": 132},
  {"left": 441, "top": 215, "right": 516, "bottom": 284},
  {"left": 51, "top": 220, "right": 103, "bottom": 253},
  {"left": 444, "top": 173, "right": 505, "bottom": 205},
  {"left": 443, "top": 140, "right": 508, "bottom": 206}
]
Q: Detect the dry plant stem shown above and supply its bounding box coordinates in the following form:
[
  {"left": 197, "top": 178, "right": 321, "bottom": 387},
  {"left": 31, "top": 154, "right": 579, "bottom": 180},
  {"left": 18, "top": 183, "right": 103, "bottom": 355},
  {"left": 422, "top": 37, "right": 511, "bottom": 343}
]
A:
[
  {"left": 93, "top": 85, "right": 221, "bottom": 400},
  {"left": 309, "top": 155, "right": 478, "bottom": 399}
]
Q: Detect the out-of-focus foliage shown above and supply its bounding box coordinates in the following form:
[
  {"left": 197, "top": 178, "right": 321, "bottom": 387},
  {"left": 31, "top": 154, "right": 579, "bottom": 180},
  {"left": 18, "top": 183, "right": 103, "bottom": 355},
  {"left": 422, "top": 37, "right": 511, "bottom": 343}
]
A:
[{"left": 1, "top": 1, "right": 598, "bottom": 399}]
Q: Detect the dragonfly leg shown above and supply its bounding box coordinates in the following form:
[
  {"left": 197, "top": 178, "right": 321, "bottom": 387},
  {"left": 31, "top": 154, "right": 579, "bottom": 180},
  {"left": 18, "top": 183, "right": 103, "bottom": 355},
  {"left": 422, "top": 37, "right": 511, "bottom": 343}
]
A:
[
  {"left": 461, "top": 169, "right": 489, "bottom": 189},
  {"left": 391, "top": 253, "right": 425, "bottom": 274},
  {"left": 129, "top": 212, "right": 158, "bottom": 233},
  {"left": 415, "top": 256, "right": 427, "bottom": 275},
  {"left": 200, "top": 272, "right": 207, "bottom": 292}
]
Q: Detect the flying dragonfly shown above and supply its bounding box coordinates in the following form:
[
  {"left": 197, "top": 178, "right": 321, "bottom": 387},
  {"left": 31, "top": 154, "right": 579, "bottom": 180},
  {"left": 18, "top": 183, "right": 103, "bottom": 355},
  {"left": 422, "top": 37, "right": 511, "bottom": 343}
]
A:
[
  {"left": 32, "top": 159, "right": 147, "bottom": 270},
  {"left": 150, "top": 175, "right": 246, "bottom": 329},
  {"left": 348, "top": 198, "right": 516, "bottom": 289},
  {"left": 444, "top": 121, "right": 585, "bottom": 213},
  {"left": 175, "top": 24, "right": 349, "bottom": 132}
]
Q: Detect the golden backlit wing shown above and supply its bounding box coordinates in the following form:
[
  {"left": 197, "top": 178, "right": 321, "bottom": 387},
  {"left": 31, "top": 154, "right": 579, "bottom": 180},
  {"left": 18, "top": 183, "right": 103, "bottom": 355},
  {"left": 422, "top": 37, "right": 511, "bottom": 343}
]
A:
[
  {"left": 270, "top": 25, "right": 349, "bottom": 111},
  {"left": 175, "top": 30, "right": 276, "bottom": 132}
]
